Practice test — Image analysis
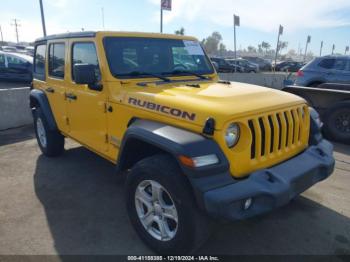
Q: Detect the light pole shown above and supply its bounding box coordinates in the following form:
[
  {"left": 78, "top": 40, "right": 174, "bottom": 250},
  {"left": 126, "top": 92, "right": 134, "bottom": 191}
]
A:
[
  {"left": 345, "top": 46, "right": 349, "bottom": 55},
  {"left": 332, "top": 44, "right": 335, "bottom": 55},
  {"left": 160, "top": 0, "right": 172, "bottom": 33},
  {"left": 320, "top": 41, "right": 323, "bottom": 57},
  {"left": 0, "top": 25, "right": 3, "bottom": 44},
  {"left": 303, "top": 35, "right": 311, "bottom": 62},
  {"left": 39, "top": 0, "right": 47, "bottom": 36},
  {"left": 233, "top": 14, "right": 240, "bottom": 72},
  {"left": 274, "top": 25, "right": 283, "bottom": 72},
  {"left": 101, "top": 7, "right": 105, "bottom": 29}
]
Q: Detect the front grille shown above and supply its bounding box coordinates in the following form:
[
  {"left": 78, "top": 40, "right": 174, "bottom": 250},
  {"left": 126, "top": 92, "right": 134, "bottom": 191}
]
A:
[{"left": 248, "top": 106, "right": 307, "bottom": 160}]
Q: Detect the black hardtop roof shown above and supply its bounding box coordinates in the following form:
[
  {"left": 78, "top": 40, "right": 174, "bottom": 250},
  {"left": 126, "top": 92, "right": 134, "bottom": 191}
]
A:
[{"left": 35, "top": 31, "right": 96, "bottom": 43}]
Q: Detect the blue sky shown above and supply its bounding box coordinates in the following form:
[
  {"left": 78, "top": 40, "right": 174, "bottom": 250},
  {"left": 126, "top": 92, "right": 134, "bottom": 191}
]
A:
[{"left": 1, "top": 0, "right": 350, "bottom": 55}]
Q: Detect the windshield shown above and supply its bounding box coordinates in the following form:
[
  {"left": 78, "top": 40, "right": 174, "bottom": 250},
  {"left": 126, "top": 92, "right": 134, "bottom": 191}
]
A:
[{"left": 103, "top": 37, "right": 214, "bottom": 79}]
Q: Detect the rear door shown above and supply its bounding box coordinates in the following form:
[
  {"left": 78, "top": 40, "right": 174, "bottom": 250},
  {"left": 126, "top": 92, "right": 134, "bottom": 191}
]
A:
[
  {"left": 45, "top": 40, "right": 69, "bottom": 133},
  {"left": 66, "top": 40, "right": 108, "bottom": 153},
  {"left": 331, "top": 58, "right": 350, "bottom": 83}
]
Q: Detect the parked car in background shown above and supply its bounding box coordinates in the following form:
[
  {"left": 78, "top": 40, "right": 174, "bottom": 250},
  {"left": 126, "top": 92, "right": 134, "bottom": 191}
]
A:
[
  {"left": 210, "top": 57, "right": 244, "bottom": 72},
  {"left": 275, "top": 61, "right": 304, "bottom": 72},
  {"left": 295, "top": 56, "right": 350, "bottom": 87},
  {"left": 241, "top": 56, "right": 272, "bottom": 71},
  {"left": 1, "top": 46, "right": 17, "bottom": 53},
  {"left": 25, "top": 46, "right": 35, "bottom": 56},
  {"left": 0, "top": 51, "right": 33, "bottom": 82},
  {"left": 226, "top": 58, "right": 259, "bottom": 73}
]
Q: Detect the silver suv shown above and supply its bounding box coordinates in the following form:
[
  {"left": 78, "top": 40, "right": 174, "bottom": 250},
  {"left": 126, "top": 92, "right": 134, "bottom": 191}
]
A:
[{"left": 295, "top": 56, "right": 350, "bottom": 87}]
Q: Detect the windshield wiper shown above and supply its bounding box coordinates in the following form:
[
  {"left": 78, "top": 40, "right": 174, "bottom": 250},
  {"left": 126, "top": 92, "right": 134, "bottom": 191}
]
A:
[
  {"left": 165, "top": 70, "right": 211, "bottom": 80},
  {"left": 128, "top": 71, "right": 171, "bottom": 82}
]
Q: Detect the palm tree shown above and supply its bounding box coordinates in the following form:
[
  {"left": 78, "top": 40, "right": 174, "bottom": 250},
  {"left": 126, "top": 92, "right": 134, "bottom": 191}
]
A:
[
  {"left": 261, "top": 41, "right": 271, "bottom": 54},
  {"left": 278, "top": 41, "right": 288, "bottom": 53},
  {"left": 175, "top": 27, "right": 185, "bottom": 35}
]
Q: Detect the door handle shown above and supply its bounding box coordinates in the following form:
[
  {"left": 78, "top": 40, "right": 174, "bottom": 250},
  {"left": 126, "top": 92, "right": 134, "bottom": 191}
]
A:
[
  {"left": 45, "top": 87, "right": 55, "bottom": 93},
  {"left": 65, "top": 93, "right": 77, "bottom": 100}
]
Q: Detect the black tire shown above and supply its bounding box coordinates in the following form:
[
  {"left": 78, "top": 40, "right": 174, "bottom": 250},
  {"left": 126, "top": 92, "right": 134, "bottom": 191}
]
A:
[
  {"left": 323, "top": 102, "right": 350, "bottom": 144},
  {"left": 125, "top": 154, "right": 212, "bottom": 254},
  {"left": 33, "top": 107, "right": 65, "bottom": 157}
]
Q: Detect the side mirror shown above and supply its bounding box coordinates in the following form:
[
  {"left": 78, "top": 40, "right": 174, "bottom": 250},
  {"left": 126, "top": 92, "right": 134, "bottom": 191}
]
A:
[
  {"left": 212, "top": 61, "right": 219, "bottom": 72},
  {"left": 74, "top": 64, "right": 102, "bottom": 91}
]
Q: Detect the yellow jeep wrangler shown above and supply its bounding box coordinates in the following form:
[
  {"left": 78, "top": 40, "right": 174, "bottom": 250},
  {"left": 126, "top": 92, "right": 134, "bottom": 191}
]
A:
[{"left": 30, "top": 31, "right": 335, "bottom": 254}]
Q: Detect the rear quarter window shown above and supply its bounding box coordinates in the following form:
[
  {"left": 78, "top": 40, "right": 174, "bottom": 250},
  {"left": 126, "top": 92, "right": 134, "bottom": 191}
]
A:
[
  {"left": 49, "top": 43, "right": 65, "bottom": 79},
  {"left": 34, "top": 44, "right": 47, "bottom": 80},
  {"left": 319, "top": 58, "right": 335, "bottom": 69}
]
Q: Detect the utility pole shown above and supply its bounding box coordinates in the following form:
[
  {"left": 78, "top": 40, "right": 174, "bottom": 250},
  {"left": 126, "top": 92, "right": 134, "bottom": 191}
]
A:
[
  {"left": 11, "top": 19, "right": 20, "bottom": 43},
  {"left": 101, "top": 7, "right": 105, "bottom": 29},
  {"left": 320, "top": 41, "right": 323, "bottom": 57},
  {"left": 303, "top": 35, "right": 311, "bottom": 63},
  {"left": 274, "top": 25, "right": 283, "bottom": 72},
  {"left": 332, "top": 44, "right": 335, "bottom": 55},
  {"left": 233, "top": 14, "right": 240, "bottom": 72},
  {"left": 39, "top": 0, "right": 47, "bottom": 36}
]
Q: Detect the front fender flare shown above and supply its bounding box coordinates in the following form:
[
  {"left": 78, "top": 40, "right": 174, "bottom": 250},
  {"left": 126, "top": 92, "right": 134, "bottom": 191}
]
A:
[
  {"left": 117, "top": 119, "right": 230, "bottom": 178},
  {"left": 29, "top": 89, "right": 57, "bottom": 131}
]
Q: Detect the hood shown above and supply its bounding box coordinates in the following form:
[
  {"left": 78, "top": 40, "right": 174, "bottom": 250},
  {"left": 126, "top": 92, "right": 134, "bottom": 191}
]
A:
[{"left": 123, "top": 81, "right": 306, "bottom": 130}]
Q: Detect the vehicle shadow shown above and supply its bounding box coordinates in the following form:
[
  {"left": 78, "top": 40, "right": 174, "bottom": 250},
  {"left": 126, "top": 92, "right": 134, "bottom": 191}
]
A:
[{"left": 33, "top": 146, "right": 350, "bottom": 256}]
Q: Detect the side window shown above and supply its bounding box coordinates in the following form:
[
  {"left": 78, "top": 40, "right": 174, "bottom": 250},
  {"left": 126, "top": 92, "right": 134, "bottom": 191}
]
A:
[
  {"left": 319, "top": 58, "right": 335, "bottom": 69},
  {"left": 0, "top": 54, "right": 5, "bottom": 67},
  {"left": 49, "top": 43, "right": 65, "bottom": 78},
  {"left": 72, "top": 42, "right": 100, "bottom": 81},
  {"left": 34, "top": 44, "right": 46, "bottom": 76},
  {"left": 333, "top": 59, "right": 347, "bottom": 71},
  {"left": 7, "top": 55, "right": 27, "bottom": 65}
]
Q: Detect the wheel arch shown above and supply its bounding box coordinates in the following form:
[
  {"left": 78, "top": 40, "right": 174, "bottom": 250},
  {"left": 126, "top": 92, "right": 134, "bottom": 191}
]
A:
[
  {"left": 116, "top": 119, "right": 229, "bottom": 178},
  {"left": 29, "top": 89, "right": 58, "bottom": 131}
]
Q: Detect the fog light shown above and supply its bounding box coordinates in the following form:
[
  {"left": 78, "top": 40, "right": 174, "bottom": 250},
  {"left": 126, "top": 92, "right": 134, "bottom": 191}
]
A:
[{"left": 243, "top": 198, "right": 253, "bottom": 210}]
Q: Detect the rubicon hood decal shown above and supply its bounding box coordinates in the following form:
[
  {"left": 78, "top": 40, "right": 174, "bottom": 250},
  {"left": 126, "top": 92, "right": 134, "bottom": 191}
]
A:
[{"left": 128, "top": 97, "right": 196, "bottom": 121}]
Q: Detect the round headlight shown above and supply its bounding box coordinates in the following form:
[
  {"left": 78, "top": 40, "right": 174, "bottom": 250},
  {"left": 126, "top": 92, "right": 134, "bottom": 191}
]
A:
[{"left": 225, "top": 123, "right": 240, "bottom": 148}]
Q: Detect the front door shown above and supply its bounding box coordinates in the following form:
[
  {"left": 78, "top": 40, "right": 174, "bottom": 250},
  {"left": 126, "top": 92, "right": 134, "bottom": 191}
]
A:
[{"left": 66, "top": 40, "right": 108, "bottom": 154}]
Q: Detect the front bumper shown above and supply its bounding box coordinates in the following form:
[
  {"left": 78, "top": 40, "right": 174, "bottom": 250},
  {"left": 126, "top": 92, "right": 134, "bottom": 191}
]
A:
[{"left": 203, "top": 139, "right": 335, "bottom": 221}]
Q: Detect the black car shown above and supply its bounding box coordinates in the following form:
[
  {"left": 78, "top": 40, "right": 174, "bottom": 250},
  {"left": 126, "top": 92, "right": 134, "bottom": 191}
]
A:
[
  {"left": 0, "top": 51, "right": 33, "bottom": 82},
  {"left": 210, "top": 57, "right": 244, "bottom": 73},
  {"left": 275, "top": 61, "right": 304, "bottom": 72},
  {"left": 226, "top": 59, "right": 259, "bottom": 73},
  {"left": 241, "top": 56, "right": 272, "bottom": 71}
]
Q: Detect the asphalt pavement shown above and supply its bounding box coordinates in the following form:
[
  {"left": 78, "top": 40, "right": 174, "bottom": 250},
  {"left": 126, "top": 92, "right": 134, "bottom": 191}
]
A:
[{"left": 0, "top": 125, "right": 349, "bottom": 256}]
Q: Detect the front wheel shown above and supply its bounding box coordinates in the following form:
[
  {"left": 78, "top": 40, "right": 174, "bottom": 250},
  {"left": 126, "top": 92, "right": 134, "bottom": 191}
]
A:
[
  {"left": 125, "top": 154, "right": 212, "bottom": 254},
  {"left": 33, "top": 108, "right": 65, "bottom": 157}
]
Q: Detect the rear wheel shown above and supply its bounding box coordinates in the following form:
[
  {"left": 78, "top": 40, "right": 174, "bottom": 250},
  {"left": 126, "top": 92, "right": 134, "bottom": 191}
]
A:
[
  {"left": 324, "top": 102, "right": 350, "bottom": 144},
  {"left": 33, "top": 107, "right": 65, "bottom": 156},
  {"left": 126, "top": 154, "right": 212, "bottom": 254}
]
